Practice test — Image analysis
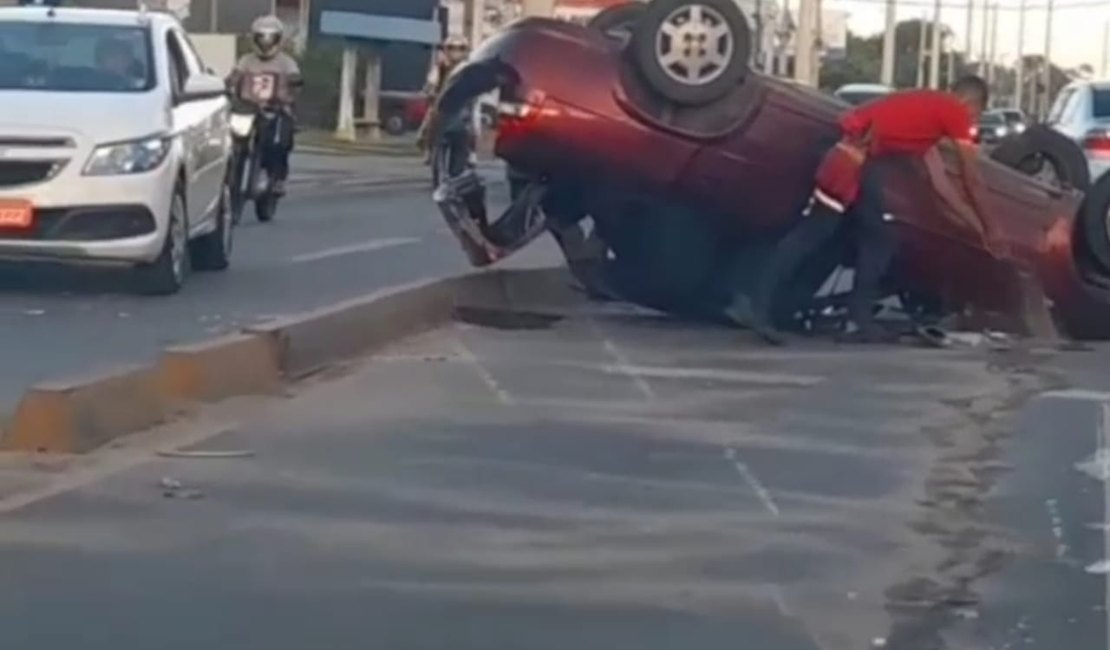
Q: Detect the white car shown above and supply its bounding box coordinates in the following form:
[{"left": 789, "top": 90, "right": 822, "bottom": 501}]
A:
[
  {"left": 0, "top": 4, "right": 232, "bottom": 294},
  {"left": 833, "top": 83, "right": 893, "bottom": 107},
  {"left": 1046, "top": 79, "right": 1110, "bottom": 186}
]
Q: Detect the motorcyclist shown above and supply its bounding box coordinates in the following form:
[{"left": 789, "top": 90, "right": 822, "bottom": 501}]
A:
[
  {"left": 227, "top": 15, "right": 301, "bottom": 195},
  {"left": 417, "top": 34, "right": 474, "bottom": 171}
]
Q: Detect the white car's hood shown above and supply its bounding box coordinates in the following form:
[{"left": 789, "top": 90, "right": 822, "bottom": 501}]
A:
[{"left": 0, "top": 92, "right": 168, "bottom": 144}]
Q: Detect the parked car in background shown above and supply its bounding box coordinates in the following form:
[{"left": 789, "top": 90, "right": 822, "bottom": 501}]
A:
[
  {"left": 0, "top": 5, "right": 233, "bottom": 295},
  {"left": 998, "top": 108, "right": 1027, "bottom": 134},
  {"left": 380, "top": 91, "right": 430, "bottom": 136},
  {"left": 971, "top": 110, "right": 1010, "bottom": 144},
  {"left": 833, "top": 83, "right": 893, "bottom": 106},
  {"left": 1046, "top": 79, "right": 1110, "bottom": 184}
]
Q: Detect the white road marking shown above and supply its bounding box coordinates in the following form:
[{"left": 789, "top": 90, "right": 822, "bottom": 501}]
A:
[
  {"left": 1043, "top": 389, "right": 1110, "bottom": 401},
  {"left": 725, "top": 447, "right": 780, "bottom": 517},
  {"left": 451, "top": 332, "right": 515, "bottom": 407},
  {"left": 291, "top": 237, "right": 420, "bottom": 263},
  {"left": 587, "top": 318, "right": 656, "bottom": 401},
  {"left": 594, "top": 363, "right": 823, "bottom": 387}
]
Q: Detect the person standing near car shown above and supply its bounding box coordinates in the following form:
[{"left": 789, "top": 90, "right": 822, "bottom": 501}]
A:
[
  {"left": 227, "top": 15, "right": 301, "bottom": 196},
  {"left": 417, "top": 35, "right": 473, "bottom": 169},
  {"left": 728, "top": 75, "right": 1003, "bottom": 345}
]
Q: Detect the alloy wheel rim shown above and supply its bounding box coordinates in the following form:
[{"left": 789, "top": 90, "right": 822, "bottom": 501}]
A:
[{"left": 655, "top": 4, "right": 733, "bottom": 86}]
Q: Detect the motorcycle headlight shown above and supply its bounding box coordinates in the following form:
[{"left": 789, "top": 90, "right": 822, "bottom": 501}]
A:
[{"left": 83, "top": 135, "right": 171, "bottom": 176}]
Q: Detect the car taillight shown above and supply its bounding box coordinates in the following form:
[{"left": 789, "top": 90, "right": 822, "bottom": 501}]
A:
[
  {"left": 1083, "top": 129, "right": 1110, "bottom": 156},
  {"left": 497, "top": 91, "right": 554, "bottom": 138}
]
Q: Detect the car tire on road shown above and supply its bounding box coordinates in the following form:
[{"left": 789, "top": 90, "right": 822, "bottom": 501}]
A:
[
  {"left": 135, "top": 187, "right": 190, "bottom": 295},
  {"left": 189, "top": 183, "right": 233, "bottom": 272},
  {"left": 1077, "top": 173, "right": 1110, "bottom": 273},
  {"left": 631, "top": 0, "right": 751, "bottom": 106},
  {"left": 990, "top": 125, "right": 1091, "bottom": 192},
  {"left": 588, "top": 2, "right": 646, "bottom": 45},
  {"left": 383, "top": 112, "right": 407, "bottom": 136}
]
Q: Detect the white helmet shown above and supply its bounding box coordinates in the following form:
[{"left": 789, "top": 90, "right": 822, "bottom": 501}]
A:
[{"left": 251, "top": 15, "right": 285, "bottom": 59}]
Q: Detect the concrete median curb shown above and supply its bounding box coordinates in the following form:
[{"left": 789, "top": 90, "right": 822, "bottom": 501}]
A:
[{"left": 0, "top": 267, "right": 574, "bottom": 454}]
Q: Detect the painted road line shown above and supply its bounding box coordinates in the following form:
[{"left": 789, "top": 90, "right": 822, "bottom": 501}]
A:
[{"left": 290, "top": 237, "right": 421, "bottom": 264}]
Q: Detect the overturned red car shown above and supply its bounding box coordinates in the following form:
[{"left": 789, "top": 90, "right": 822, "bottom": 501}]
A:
[{"left": 431, "top": 0, "right": 1110, "bottom": 339}]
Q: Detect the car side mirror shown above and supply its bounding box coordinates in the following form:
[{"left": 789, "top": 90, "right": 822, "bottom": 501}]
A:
[{"left": 180, "top": 73, "right": 227, "bottom": 102}]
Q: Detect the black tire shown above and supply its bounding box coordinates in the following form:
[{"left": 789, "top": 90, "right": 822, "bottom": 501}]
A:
[
  {"left": 189, "top": 182, "right": 233, "bottom": 271},
  {"left": 383, "top": 112, "right": 406, "bottom": 136},
  {"left": 588, "top": 2, "right": 646, "bottom": 45},
  {"left": 631, "top": 0, "right": 751, "bottom": 106},
  {"left": 135, "top": 187, "right": 189, "bottom": 295},
  {"left": 255, "top": 193, "right": 278, "bottom": 223},
  {"left": 990, "top": 125, "right": 1091, "bottom": 192},
  {"left": 1078, "top": 172, "right": 1110, "bottom": 272}
]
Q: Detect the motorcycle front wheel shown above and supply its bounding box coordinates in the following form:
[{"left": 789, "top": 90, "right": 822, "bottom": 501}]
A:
[
  {"left": 227, "top": 143, "right": 251, "bottom": 226},
  {"left": 255, "top": 193, "right": 278, "bottom": 223}
]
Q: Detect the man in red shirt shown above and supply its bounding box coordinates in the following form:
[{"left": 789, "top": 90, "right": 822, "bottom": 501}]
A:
[{"left": 728, "top": 75, "right": 999, "bottom": 344}]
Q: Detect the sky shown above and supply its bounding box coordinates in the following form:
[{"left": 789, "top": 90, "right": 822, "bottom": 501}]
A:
[{"left": 825, "top": 0, "right": 1110, "bottom": 71}]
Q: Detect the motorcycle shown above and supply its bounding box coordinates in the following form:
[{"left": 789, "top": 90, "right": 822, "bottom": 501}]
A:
[{"left": 227, "top": 72, "right": 288, "bottom": 224}]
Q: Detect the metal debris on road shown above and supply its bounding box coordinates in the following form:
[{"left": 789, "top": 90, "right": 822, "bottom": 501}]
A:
[{"left": 158, "top": 476, "right": 206, "bottom": 500}]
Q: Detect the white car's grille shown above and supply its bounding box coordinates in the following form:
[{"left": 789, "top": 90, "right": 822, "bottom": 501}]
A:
[{"left": 0, "top": 161, "right": 61, "bottom": 188}]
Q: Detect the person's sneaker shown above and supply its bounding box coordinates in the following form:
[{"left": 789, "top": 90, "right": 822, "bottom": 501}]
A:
[{"left": 724, "top": 296, "right": 785, "bottom": 346}]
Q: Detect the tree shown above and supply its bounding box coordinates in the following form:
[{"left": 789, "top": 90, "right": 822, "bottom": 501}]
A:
[{"left": 819, "top": 19, "right": 966, "bottom": 90}]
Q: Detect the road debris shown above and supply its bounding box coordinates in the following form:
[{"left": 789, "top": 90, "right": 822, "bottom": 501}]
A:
[{"left": 159, "top": 476, "right": 205, "bottom": 500}]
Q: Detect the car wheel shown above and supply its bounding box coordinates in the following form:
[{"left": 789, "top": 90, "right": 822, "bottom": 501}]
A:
[
  {"left": 631, "top": 0, "right": 751, "bottom": 106},
  {"left": 990, "top": 125, "right": 1091, "bottom": 192},
  {"left": 588, "top": 2, "right": 646, "bottom": 46},
  {"left": 135, "top": 187, "right": 190, "bottom": 295},
  {"left": 1077, "top": 172, "right": 1110, "bottom": 273},
  {"left": 383, "top": 112, "right": 407, "bottom": 136},
  {"left": 189, "top": 183, "right": 233, "bottom": 272}
]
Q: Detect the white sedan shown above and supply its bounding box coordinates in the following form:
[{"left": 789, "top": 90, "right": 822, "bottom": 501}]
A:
[{"left": 0, "top": 4, "right": 232, "bottom": 294}]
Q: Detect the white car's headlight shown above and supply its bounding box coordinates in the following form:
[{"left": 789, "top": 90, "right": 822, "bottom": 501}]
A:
[
  {"left": 83, "top": 135, "right": 171, "bottom": 176},
  {"left": 995, "top": 126, "right": 1007, "bottom": 137}
]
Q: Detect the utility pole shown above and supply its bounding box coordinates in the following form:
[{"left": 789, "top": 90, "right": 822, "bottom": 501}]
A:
[
  {"left": 1041, "top": 0, "right": 1054, "bottom": 119},
  {"left": 978, "top": 1, "right": 988, "bottom": 77},
  {"left": 794, "top": 0, "right": 818, "bottom": 86},
  {"left": 754, "top": 0, "right": 765, "bottom": 68},
  {"left": 964, "top": 0, "right": 973, "bottom": 78},
  {"left": 990, "top": 2, "right": 999, "bottom": 90},
  {"left": 880, "top": 0, "right": 896, "bottom": 86},
  {"left": 917, "top": 13, "right": 927, "bottom": 88},
  {"left": 1104, "top": 21, "right": 1109, "bottom": 78},
  {"left": 929, "top": 0, "right": 941, "bottom": 89},
  {"left": 947, "top": 33, "right": 956, "bottom": 85},
  {"left": 1015, "top": 0, "right": 1026, "bottom": 113}
]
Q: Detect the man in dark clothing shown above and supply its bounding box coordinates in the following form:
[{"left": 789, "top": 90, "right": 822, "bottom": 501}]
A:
[{"left": 728, "top": 75, "right": 1000, "bottom": 344}]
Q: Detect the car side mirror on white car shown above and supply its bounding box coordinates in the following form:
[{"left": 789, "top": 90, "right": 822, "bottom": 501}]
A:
[{"left": 180, "top": 73, "right": 227, "bottom": 103}]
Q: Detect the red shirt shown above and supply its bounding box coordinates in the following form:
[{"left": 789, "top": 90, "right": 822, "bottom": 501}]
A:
[{"left": 840, "top": 89, "right": 974, "bottom": 156}]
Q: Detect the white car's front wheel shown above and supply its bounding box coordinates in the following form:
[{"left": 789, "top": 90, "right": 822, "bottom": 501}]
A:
[
  {"left": 135, "top": 187, "right": 190, "bottom": 295},
  {"left": 190, "top": 182, "right": 233, "bottom": 271}
]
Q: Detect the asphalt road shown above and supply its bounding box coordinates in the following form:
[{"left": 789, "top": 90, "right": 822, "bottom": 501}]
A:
[
  {"left": 0, "top": 152, "right": 545, "bottom": 413},
  {"left": 0, "top": 292, "right": 1103, "bottom": 649}
]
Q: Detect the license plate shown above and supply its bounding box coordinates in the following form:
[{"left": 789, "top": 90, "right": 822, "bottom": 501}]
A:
[{"left": 0, "top": 199, "right": 32, "bottom": 229}]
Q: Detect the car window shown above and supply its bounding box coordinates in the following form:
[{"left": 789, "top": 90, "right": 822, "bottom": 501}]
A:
[
  {"left": 164, "top": 30, "right": 189, "bottom": 96},
  {"left": 176, "top": 31, "right": 206, "bottom": 75},
  {"left": 1092, "top": 88, "right": 1110, "bottom": 119},
  {"left": 1047, "top": 89, "right": 1075, "bottom": 124},
  {"left": 0, "top": 21, "right": 154, "bottom": 92},
  {"left": 836, "top": 91, "right": 888, "bottom": 106},
  {"left": 980, "top": 113, "right": 1004, "bottom": 125},
  {"left": 1062, "top": 89, "right": 1087, "bottom": 124}
]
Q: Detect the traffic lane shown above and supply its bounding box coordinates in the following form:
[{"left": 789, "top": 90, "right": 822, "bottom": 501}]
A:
[
  {"left": 0, "top": 306, "right": 1052, "bottom": 649},
  {"left": 0, "top": 180, "right": 559, "bottom": 411}
]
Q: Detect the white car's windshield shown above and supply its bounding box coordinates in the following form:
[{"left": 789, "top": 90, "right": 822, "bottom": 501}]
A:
[{"left": 0, "top": 21, "right": 153, "bottom": 93}]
